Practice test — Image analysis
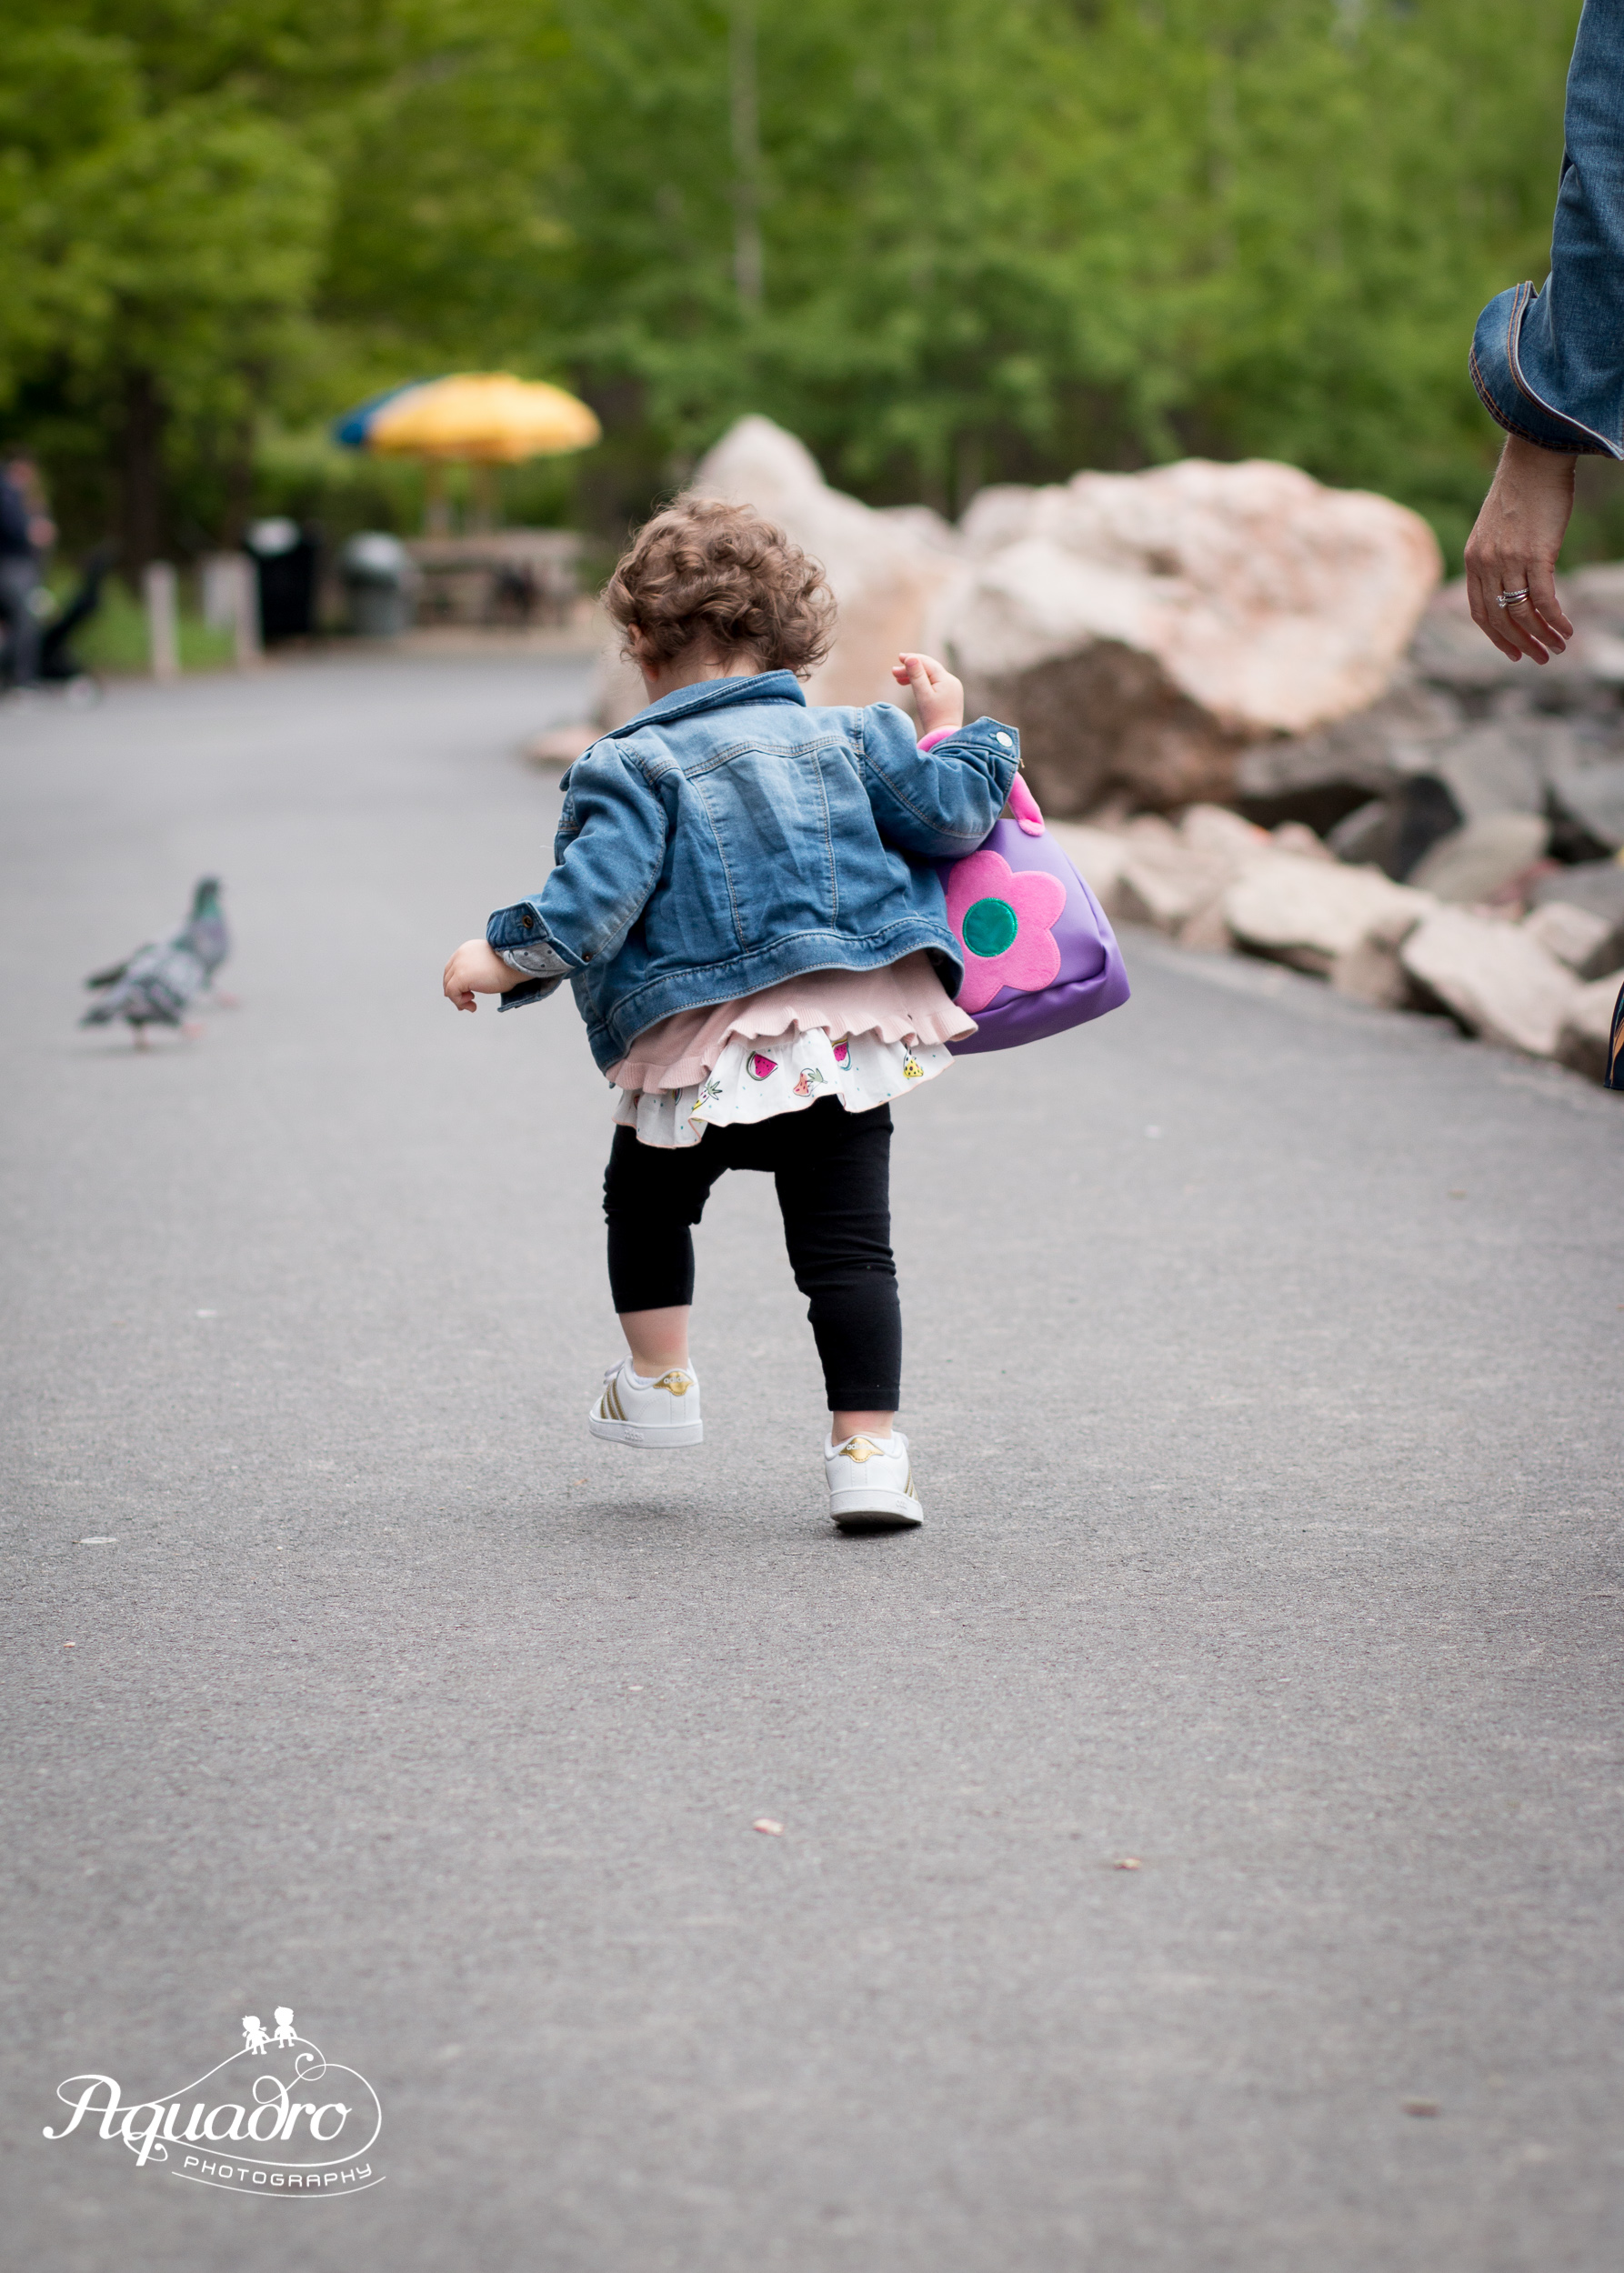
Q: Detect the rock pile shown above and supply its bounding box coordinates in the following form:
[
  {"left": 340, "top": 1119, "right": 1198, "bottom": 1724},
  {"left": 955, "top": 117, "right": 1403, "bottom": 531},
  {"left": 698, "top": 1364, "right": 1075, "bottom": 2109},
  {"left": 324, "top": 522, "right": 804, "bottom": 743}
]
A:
[
  {"left": 1238, "top": 567, "right": 1624, "bottom": 876},
  {"left": 1051, "top": 800, "right": 1624, "bottom": 1086}
]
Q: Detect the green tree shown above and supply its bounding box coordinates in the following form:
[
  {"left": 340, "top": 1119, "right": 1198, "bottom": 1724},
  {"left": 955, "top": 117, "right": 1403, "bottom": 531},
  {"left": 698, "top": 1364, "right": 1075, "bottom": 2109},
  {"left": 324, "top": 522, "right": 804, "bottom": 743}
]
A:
[
  {"left": 1, "top": 17, "right": 332, "bottom": 560},
  {"left": 518, "top": 0, "right": 1582, "bottom": 546},
  {"left": 0, "top": 0, "right": 1601, "bottom": 569}
]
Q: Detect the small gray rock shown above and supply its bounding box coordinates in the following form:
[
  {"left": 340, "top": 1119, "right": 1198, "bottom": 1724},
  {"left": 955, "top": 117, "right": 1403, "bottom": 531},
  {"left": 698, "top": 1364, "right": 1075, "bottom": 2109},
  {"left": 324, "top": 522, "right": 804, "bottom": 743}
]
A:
[
  {"left": 1407, "top": 814, "right": 1549, "bottom": 905},
  {"left": 1235, "top": 683, "right": 1463, "bottom": 834},
  {"left": 1526, "top": 859, "right": 1624, "bottom": 976},
  {"left": 1327, "top": 775, "right": 1464, "bottom": 881},
  {"left": 1522, "top": 899, "right": 1617, "bottom": 977},
  {"left": 1400, "top": 907, "right": 1579, "bottom": 1056},
  {"left": 1547, "top": 755, "right": 1624, "bottom": 852},
  {"left": 1324, "top": 798, "right": 1388, "bottom": 865},
  {"left": 1529, "top": 856, "right": 1624, "bottom": 922},
  {"left": 1430, "top": 723, "right": 1546, "bottom": 820}
]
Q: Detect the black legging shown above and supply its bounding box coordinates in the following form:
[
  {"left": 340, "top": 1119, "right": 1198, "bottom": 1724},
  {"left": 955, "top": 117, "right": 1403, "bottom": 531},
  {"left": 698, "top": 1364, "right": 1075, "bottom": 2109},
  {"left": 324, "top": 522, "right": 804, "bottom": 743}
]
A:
[{"left": 603, "top": 1098, "right": 900, "bottom": 1412}]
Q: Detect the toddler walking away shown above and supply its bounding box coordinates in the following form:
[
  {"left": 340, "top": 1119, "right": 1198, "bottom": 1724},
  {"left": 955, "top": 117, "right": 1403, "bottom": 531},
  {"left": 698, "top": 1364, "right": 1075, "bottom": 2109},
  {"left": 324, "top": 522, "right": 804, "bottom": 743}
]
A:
[{"left": 443, "top": 498, "right": 1018, "bottom": 1533}]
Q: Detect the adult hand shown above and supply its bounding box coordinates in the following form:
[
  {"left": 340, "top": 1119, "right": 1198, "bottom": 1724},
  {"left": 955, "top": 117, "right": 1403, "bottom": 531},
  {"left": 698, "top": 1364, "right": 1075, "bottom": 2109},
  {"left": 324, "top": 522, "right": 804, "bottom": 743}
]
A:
[{"left": 1463, "top": 435, "right": 1578, "bottom": 664}]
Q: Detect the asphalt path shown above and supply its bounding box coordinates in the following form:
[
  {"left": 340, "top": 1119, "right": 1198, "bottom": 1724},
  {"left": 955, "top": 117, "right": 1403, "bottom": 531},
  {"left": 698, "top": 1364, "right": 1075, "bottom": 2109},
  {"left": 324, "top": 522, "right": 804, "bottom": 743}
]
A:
[{"left": 3, "top": 656, "right": 1622, "bottom": 2271}]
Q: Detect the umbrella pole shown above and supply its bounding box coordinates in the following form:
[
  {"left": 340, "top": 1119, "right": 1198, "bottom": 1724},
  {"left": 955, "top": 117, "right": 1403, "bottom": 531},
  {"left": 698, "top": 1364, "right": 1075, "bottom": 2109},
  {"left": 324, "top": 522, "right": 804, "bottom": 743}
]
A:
[
  {"left": 469, "top": 462, "right": 498, "bottom": 534},
  {"left": 423, "top": 460, "right": 450, "bottom": 536}
]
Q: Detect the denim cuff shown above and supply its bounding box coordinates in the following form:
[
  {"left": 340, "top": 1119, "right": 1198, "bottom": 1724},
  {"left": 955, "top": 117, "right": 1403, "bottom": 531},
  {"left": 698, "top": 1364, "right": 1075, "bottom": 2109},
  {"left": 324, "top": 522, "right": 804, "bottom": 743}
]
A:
[
  {"left": 486, "top": 899, "right": 588, "bottom": 958},
  {"left": 495, "top": 942, "right": 571, "bottom": 1011},
  {"left": 499, "top": 942, "right": 571, "bottom": 979},
  {"left": 495, "top": 972, "right": 566, "bottom": 1011},
  {"left": 1470, "top": 282, "right": 1622, "bottom": 458}
]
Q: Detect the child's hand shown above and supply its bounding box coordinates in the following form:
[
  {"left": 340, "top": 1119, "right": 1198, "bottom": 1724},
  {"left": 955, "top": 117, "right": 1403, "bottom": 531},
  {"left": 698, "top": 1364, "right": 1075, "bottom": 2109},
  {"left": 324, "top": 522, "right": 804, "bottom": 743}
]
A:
[
  {"left": 893, "top": 652, "right": 965, "bottom": 739},
  {"left": 443, "top": 938, "right": 516, "bottom": 1013}
]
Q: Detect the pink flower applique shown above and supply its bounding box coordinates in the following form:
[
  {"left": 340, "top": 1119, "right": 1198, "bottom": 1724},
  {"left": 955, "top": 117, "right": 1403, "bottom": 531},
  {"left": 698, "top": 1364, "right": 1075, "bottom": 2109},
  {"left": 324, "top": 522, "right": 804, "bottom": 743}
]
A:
[{"left": 945, "top": 848, "right": 1067, "bottom": 1014}]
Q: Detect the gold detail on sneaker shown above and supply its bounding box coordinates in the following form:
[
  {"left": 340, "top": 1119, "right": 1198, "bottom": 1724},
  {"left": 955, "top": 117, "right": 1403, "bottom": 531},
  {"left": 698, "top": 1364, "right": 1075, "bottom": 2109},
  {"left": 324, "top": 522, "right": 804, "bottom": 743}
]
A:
[
  {"left": 602, "top": 1376, "right": 624, "bottom": 1419},
  {"left": 838, "top": 1437, "right": 887, "bottom": 1462},
  {"left": 653, "top": 1372, "right": 691, "bottom": 1395}
]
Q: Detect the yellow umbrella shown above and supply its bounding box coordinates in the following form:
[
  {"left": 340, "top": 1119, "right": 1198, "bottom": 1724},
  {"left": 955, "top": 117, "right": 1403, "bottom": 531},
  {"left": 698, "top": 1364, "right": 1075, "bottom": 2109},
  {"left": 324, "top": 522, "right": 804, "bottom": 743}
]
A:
[{"left": 366, "top": 373, "right": 601, "bottom": 463}]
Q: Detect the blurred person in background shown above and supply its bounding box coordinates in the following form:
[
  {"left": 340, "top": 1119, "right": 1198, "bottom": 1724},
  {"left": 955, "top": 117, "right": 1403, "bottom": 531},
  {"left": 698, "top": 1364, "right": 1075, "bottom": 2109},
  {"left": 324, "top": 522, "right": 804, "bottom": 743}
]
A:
[
  {"left": 1464, "top": 0, "right": 1623, "bottom": 668},
  {"left": 0, "top": 452, "right": 55, "bottom": 691}
]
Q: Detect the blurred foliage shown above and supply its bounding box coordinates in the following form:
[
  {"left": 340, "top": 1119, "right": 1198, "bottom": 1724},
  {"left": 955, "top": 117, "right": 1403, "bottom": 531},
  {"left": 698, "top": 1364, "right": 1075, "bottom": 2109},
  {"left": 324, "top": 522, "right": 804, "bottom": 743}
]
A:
[{"left": 4, "top": 0, "right": 1618, "bottom": 574}]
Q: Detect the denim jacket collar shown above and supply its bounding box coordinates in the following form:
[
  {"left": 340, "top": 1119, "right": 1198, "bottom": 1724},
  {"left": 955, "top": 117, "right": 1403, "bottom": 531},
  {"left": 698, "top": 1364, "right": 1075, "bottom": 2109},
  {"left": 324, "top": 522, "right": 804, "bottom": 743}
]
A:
[{"left": 607, "top": 669, "right": 807, "bottom": 736}]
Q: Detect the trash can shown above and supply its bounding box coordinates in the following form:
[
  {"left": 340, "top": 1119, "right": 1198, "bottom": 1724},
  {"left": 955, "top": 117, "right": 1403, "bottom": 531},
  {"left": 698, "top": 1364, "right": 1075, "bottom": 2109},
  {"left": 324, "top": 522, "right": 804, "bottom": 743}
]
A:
[
  {"left": 338, "top": 533, "right": 416, "bottom": 639},
  {"left": 245, "top": 517, "right": 320, "bottom": 644}
]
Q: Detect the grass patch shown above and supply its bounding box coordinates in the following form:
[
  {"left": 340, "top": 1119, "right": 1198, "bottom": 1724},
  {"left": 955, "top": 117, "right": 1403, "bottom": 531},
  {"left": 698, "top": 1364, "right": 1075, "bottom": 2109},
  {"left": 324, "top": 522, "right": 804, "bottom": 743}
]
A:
[{"left": 45, "top": 573, "right": 237, "bottom": 676}]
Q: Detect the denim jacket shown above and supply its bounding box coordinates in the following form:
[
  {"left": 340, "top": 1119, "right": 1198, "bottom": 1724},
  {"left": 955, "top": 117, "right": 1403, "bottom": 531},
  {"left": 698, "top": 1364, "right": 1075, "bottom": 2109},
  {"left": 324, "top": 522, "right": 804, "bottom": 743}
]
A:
[
  {"left": 486, "top": 669, "right": 1018, "bottom": 1072},
  {"left": 1470, "top": 0, "right": 1624, "bottom": 457}
]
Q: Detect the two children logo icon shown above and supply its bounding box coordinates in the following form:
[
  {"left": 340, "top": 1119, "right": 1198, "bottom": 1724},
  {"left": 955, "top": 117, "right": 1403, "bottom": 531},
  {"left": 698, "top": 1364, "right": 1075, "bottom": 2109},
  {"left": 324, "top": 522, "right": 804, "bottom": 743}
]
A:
[{"left": 241, "top": 2008, "right": 297, "bottom": 2056}]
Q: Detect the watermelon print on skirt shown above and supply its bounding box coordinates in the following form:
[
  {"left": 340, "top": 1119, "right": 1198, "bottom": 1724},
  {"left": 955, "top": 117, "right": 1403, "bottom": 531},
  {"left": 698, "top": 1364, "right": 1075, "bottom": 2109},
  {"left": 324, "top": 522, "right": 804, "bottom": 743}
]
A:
[{"left": 614, "top": 1025, "right": 951, "bottom": 1149}]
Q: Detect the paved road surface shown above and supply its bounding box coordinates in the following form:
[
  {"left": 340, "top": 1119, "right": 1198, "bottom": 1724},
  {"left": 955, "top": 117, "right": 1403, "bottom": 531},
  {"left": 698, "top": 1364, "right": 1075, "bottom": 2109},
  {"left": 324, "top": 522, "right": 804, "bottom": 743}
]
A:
[{"left": 3, "top": 659, "right": 1621, "bottom": 2271}]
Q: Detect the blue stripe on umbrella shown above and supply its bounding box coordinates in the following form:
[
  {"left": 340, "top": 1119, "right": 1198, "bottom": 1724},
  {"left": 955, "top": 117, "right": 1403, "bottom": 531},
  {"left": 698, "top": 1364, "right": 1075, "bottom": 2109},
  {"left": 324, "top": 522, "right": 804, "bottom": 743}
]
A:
[{"left": 331, "top": 380, "right": 443, "bottom": 450}]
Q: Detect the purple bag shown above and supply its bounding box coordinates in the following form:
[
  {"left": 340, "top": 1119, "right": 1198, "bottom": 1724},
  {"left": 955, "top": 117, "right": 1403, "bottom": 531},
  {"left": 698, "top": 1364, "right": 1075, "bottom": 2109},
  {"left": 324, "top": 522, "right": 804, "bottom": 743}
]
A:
[{"left": 937, "top": 776, "right": 1129, "bottom": 1055}]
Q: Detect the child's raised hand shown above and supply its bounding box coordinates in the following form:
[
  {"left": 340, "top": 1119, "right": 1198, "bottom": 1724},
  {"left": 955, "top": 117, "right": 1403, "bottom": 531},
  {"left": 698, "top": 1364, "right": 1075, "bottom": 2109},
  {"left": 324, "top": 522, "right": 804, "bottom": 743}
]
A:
[
  {"left": 443, "top": 938, "right": 515, "bottom": 1012},
  {"left": 892, "top": 652, "right": 965, "bottom": 740}
]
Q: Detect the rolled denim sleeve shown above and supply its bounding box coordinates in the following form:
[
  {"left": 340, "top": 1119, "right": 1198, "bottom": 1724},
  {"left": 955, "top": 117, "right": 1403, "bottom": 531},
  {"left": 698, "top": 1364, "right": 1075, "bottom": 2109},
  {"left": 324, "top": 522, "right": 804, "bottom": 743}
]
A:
[
  {"left": 486, "top": 744, "right": 670, "bottom": 990},
  {"left": 1469, "top": 0, "right": 1624, "bottom": 458},
  {"left": 857, "top": 702, "right": 1019, "bottom": 859},
  {"left": 493, "top": 939, "right": 573, "bottom": 1012}
]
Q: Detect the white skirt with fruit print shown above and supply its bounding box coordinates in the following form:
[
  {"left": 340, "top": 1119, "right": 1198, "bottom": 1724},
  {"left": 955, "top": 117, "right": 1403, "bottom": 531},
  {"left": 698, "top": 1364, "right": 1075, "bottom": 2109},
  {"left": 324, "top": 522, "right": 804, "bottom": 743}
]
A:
[{"left": 613, "top": 1026, "right": 955, "bottom": 1149}]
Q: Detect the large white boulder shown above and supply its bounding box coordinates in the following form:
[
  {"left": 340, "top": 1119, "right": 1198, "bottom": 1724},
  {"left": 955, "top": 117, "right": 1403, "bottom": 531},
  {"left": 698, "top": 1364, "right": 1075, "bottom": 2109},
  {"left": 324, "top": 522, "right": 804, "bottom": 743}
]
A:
[
  {"left": 941, "top": 459, "right": 1441, "bottom": 816},
  {"left": 1399, "top": 907, "right": 1581, "bottom": 1056}
]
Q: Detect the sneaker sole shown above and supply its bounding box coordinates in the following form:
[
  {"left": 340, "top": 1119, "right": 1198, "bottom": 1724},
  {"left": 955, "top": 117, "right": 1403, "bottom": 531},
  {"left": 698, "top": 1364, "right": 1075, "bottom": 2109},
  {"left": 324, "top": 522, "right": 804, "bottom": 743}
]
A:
[
  {"left": 828, "top": 1489, "right": 924, "bottom": 1533},
  {"left": 589, "top": 1413, "right": 704, "bottom": 1448}
]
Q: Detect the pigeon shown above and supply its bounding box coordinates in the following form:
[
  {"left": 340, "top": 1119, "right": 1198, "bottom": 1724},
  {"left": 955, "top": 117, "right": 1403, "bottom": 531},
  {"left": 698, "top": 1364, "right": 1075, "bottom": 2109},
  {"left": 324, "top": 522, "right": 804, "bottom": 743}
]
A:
[{"left": 82, "top": 877, "right": 230, "bottom": 1046}]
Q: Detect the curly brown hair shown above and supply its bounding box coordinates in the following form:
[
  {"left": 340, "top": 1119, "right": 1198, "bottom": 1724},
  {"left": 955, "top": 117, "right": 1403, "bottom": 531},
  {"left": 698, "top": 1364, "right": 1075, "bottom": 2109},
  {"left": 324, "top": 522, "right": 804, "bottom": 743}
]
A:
[{"left": 602, "top": 496, "right": 837, "bottom": 677}]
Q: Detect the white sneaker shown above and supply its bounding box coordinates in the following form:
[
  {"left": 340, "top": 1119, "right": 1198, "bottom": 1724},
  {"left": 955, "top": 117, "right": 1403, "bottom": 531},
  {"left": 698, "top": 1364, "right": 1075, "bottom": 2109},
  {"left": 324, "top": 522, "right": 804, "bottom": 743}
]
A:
[
  {"left": 589, "top": 1359, "right": 703, "bottom": 1448},
  {"left": 824, "top": 1430, "right": 923, "bottom": 1533}
]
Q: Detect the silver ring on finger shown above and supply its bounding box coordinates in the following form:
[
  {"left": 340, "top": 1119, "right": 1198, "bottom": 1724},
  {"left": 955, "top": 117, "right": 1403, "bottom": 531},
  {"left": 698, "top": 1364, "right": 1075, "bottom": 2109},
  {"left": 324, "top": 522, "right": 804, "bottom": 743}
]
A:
[{"left": 1496, "top": 587, "right": 1531, "bottom": 609}]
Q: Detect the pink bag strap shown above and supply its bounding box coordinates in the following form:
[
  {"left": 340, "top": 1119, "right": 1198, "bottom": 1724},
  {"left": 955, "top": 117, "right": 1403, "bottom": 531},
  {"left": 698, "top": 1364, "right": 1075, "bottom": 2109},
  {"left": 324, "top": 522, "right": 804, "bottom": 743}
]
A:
[{"left": 1007, "top": 773, "right": 1045, "bottom": 836}]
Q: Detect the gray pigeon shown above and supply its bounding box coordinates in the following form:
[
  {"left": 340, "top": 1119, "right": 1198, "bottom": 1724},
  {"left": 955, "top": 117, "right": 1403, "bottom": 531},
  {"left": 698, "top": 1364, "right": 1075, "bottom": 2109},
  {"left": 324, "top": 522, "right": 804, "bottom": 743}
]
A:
[{"left": 82, "top": 877, "right": 230, "bottom": 1046}]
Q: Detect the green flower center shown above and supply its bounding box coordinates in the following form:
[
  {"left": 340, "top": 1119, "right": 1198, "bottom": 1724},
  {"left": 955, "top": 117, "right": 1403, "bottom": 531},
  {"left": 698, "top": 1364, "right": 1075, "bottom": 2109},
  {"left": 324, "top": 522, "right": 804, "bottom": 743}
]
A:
[{"left": 962, "top": 896, "right": 1019, "bottom": 957}]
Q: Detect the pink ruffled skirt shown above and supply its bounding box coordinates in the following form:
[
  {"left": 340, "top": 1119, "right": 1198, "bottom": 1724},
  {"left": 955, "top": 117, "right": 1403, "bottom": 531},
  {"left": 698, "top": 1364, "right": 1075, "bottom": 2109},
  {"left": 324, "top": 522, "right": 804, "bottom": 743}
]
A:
[{"left": 607, "top": 952, "right": 975, "bottom": 1150}]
